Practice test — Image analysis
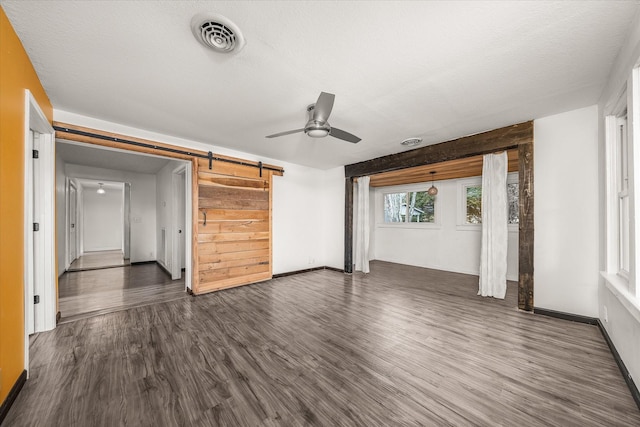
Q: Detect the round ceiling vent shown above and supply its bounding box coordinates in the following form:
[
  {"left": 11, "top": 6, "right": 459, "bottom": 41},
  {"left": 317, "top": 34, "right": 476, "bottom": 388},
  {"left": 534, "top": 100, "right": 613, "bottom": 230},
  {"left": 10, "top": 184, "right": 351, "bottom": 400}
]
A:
[
  {"left": 191, "top": 13, "right": 245, "bottom": 53},
  {"left": 401, "top": 137, "right": 422, "bottom": 147}
]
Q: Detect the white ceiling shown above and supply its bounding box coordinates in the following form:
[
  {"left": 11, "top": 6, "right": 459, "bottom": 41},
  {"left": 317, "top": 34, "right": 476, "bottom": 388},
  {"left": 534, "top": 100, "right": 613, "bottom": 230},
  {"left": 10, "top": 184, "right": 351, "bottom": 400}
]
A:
[
  {"left": 3, "top": 1, "right": 638, "bottom": 169},
  {"left": 57, "top": 140, "right": 170, "bottom": 174}
]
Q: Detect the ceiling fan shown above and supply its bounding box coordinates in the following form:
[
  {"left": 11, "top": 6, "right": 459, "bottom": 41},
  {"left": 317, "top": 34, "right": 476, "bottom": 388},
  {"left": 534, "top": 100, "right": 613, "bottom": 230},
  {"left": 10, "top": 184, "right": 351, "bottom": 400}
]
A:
[{"left": 266, "top": 92, "right": 361, "bottom": 143}]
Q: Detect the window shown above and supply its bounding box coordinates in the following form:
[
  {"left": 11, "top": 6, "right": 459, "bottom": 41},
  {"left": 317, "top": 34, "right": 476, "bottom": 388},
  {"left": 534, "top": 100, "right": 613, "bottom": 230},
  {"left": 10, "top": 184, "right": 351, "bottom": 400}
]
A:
[
  {"left": 616, "top": 115, "right": 630, "bottom": 278},
  {"left": 459, "top": 174, "right": 519, "bottom": 227},
  {"left": 465, "top": 185, "right": 482, "bottom": 224},
  {"left": 604, "top": 65, "right": 638, "bottom": 299},
  {"left": 384, "top": 191, "right": 435, "bottom": 224}
]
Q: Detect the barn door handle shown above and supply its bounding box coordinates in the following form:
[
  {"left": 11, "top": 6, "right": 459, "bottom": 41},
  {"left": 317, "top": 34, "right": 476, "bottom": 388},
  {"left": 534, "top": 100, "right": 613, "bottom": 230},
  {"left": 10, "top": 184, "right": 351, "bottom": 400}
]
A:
[{"left": 200, "top": 209, "right": 207, "bottom": 226}]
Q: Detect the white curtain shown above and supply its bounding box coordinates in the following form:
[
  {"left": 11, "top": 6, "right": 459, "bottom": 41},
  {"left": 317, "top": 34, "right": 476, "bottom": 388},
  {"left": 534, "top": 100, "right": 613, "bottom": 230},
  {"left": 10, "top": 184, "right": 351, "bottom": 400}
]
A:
[
  {"left": 478, "top": 152, "right": 508, "bottom": 298},
  {"left": 354, "top": 176, "right": 370, "bottom": 273}
]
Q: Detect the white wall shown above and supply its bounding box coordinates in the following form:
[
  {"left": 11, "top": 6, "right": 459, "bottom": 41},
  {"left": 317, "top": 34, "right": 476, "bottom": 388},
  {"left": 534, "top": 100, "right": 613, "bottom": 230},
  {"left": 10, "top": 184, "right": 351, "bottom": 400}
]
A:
[
  {"left": 373, "top": 178, "right": 519, "bottom": 281},
  {"left": 534, "top": 105, "right": 600, "bottom": 316},
  {"left": 82, "top": 185, "right": 123, "bottom": 251},
  {"left": 64, "top": 163, "right": 157, "bottom": 262},
  {"left": 55, "top": 152, "right": 66, "bottom": 275},
  {"left": 597, "top": 8, "right": 640, "bottom": 390},
  {"left": 272, "top": 164, "right": 328, "bottom": 273},
  {"left": 321, "top": 166, "right": 346, "bottom": 270}
]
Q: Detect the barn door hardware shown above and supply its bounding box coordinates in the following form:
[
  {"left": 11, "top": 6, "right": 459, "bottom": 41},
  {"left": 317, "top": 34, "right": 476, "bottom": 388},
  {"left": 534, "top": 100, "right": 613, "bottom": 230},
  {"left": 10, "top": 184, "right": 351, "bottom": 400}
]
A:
[
  {"left": 53, "top": 126, "right": 284, "bottom": 173},
  {"left": 200, "top": 209, "right": 207, "bottom": 226}
]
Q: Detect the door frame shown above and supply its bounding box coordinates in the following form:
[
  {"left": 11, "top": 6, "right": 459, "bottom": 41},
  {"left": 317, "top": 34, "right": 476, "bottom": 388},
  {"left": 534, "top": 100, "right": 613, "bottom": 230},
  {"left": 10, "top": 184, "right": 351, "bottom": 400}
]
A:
[
  {"left": 66, "top": 178, "right": 78, "bottom": 269},
  {"left": 171, "top": 163, "right": 191, "bottom": 289},
  {"left": 23, "top": 90, "right": 56, "bottom": 372}
]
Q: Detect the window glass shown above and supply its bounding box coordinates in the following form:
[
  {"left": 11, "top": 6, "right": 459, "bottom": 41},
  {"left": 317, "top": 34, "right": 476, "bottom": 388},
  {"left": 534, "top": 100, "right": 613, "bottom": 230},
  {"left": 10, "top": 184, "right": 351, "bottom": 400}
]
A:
[
  {"left": 384, "top": 192, "right": 406, "bottom": 223},
  {"left": 465, "top": 185, "right": 482, "bottom": 224},
  {"left": 408, "top": 191, "right": 435, "bottom": 223}
]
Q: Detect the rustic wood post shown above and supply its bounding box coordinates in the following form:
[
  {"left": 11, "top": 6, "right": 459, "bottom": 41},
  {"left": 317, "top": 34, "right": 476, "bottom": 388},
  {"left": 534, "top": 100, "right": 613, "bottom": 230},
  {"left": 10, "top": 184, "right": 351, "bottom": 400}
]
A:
[{"left": 344, "top": 177, "right": 354, "bottom": 273}]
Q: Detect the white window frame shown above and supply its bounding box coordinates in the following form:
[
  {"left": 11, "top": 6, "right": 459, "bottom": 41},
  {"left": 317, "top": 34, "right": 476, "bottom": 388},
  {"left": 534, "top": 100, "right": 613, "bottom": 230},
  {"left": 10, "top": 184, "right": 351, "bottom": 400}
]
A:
[
  {"left": 456, "top": 172, "right": 519, "bottom": 232},
  {"left": 377, "top": 182, "right": 440, "bottom": 229},
  {"left": 604, "top": 65, "right": 639, "bottom": 300}
]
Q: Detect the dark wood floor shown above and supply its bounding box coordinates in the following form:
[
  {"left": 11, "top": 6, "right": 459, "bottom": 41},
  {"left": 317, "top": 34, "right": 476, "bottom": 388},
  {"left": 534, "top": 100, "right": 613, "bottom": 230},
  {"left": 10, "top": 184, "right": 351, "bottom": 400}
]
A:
[
  {"left": 67, "top": 250, "right": 129, "bottom": 272},
  {"left": 6, "top": 261, "right": 639, "bottom": 426},
  {"left": 58, "top": 263, "right": 186, "bottom": 323}
]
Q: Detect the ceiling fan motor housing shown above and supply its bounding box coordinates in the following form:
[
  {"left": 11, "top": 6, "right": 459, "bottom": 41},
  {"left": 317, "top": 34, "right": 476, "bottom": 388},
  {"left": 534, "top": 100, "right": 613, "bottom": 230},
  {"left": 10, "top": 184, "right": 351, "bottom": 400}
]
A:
[{"left": 304, "top": 104, "right": 330, "bottom": 137}]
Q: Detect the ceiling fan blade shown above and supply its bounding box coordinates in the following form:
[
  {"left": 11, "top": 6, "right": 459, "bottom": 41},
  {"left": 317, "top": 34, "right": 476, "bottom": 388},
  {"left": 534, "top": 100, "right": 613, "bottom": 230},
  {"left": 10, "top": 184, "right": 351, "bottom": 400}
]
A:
[
  {"left": 313, "top": 92, "right": 335, "bottom": 123},
  {"left": 330, "top": 127, "right": 361, "bottom": 143},
  {"left": 265, "top": 128, "right": 304, "bottom": 138}
]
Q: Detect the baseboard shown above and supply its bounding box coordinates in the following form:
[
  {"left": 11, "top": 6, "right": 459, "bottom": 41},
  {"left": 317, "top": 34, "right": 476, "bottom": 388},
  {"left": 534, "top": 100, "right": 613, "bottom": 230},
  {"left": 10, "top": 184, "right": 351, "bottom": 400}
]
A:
[
  {"left": 534, "top": 307, "right": 639, "bottom": 410},
  {"left": 533, "top": 307, "right": 598, "bottom": 325},
  {"left": 597, "top": 320, "right": 640, "bottom": 410},
  {"left": 56, "top": 311, "right": 61, "bottom": 324},
  {"left": 273, "top": 266, "right": 345, "bottom": 279},
  {"left": 130, "top": 260, "right": 156, "bottom": 265},
  {"left": 0, "top": 370, "right": 27, "bottom": 425}
]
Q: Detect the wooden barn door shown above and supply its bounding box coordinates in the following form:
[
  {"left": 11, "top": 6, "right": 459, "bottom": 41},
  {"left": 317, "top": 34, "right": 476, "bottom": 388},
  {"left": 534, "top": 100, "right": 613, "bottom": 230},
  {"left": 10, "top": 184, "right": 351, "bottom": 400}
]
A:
[{"left": 193, "top": 157, "right": 274, "bottom": 294}]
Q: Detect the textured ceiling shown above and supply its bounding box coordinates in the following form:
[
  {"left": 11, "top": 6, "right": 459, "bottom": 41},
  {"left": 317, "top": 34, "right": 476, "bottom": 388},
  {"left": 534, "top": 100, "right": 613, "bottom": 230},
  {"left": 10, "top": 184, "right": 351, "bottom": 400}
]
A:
[{"left": 2, "top": 1, "right": 638, "bottom": 169}]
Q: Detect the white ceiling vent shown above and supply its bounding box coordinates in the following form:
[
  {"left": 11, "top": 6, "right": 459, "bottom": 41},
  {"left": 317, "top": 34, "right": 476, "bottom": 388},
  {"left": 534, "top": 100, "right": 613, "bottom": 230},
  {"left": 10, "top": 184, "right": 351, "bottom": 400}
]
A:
[{"left": 191, "top": 13, "right": 245, "bottom": 54}]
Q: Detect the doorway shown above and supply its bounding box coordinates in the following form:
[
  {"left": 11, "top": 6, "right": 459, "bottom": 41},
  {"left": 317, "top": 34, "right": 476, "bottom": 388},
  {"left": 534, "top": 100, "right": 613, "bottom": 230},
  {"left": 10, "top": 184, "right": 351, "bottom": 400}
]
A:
[
  {"left": 24, "top": 90, "right": 56, "bottom": 375},
  {"left": 67, "top": 179, "right": 131, "bottom": 272},
  {"left": 55, "top": 139, "right": 192, "bottom": 321}
]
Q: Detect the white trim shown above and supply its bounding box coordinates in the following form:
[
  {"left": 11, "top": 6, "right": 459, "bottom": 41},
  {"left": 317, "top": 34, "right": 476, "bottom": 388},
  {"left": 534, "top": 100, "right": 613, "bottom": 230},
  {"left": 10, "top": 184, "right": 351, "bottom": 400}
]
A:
[
  {"left": 171, "top": 164, "right": 187, "bottom": 281},
  {"left": 23, "top": 90, "right": 56, "bottom": 375},
  {"left": 457, "top": 176, "right": 482, "bottom": 229},
  {"left": 602, "top": 271, "right": 640, "bottom": 324},
  {"left": 184, "top": 163, "right": 193, "bottom": 291},
  {"left": 630, "top": 65, "right": 640, "bottom": 298}
]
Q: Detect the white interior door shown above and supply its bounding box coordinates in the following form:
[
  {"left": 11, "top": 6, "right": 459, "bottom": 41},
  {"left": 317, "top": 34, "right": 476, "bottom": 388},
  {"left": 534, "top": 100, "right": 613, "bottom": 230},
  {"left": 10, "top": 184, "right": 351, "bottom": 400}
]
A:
[
  {"left": 123, "top": 182, "right": 131, "bottom": 260},
  {"left": 179, "top": 172, "right": 186, "bottom": 270},
  {"left": 24, "top": 90, "right": 56, "bottom": 375},
  {"left": 171, "top": 167, "right": 186, "bottom": 280},
  {"left": 26, "top": 130, "right": 36, "bottom": 335},
  {"left": 69, "top": 182, "right": 77, "bottom": 262}
]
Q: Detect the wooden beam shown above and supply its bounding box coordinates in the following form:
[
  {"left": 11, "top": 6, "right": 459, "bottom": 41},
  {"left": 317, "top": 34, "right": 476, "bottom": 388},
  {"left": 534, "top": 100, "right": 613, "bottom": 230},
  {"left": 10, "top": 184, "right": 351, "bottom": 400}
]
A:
[
  {"left": 518, "top": 141, "right": 534, "bottom": 311},
  {"left": 344, "top": 177, "right": 354, "bottom": 273},
  {"left": 369, "top": 149, "right": 518, "bottom": 187},
  {"left": 345, "top": 121, "right": 533, "bottom": 178}
]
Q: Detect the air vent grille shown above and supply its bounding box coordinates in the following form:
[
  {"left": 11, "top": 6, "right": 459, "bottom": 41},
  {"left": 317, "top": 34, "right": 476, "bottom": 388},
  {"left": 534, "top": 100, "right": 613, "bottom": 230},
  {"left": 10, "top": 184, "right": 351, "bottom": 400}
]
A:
[
  {"left": 191, "top": 13, "right": 245, "bottom": 54},
  {"left": 199, "top": 22, "right": 236, "bottom": 52}
]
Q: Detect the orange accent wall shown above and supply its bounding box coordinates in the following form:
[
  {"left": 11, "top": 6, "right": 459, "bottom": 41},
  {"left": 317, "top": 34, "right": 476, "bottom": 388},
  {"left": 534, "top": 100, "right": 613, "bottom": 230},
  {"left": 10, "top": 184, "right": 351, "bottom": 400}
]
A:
[{"left": 0, "top": 7, "right": 53, "bottom": 404}]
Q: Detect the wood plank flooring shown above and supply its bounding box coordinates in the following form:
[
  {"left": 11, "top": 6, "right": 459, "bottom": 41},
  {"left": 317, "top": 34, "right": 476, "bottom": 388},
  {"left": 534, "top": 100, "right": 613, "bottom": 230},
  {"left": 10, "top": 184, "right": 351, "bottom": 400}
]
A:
[
  {"left": 67, "top": 250, "right": 129, "bottom": 272},
  {"left": 58, "top": 263, "right": 187, "bottom": 323},
  {"left": 6, "top": 261, "right": 639, "bottom": 426}
]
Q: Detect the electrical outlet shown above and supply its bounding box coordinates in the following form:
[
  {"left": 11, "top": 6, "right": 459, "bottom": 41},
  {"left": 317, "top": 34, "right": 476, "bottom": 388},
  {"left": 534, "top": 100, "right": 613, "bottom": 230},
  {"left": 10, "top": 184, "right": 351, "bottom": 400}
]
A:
[{"left": 603, "top": 306, "right": 608, "bottom": 323}]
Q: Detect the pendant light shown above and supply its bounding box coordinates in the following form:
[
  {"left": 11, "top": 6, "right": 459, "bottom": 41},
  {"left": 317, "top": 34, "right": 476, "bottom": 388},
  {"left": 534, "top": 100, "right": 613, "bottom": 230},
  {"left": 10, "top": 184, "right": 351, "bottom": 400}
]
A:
[
  {"left": 427, "top": 171, "right": 438, "bottom": 196},
  {"left": 97, "top": 183, "right": 106, "bottom": 195}
]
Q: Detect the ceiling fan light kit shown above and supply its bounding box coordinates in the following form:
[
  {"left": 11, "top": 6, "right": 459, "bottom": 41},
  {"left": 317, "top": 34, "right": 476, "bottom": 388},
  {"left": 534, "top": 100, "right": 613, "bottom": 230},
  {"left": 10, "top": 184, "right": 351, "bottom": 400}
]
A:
[{"left": 266, "top": 92, "right": 361, "bottom": 143}]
